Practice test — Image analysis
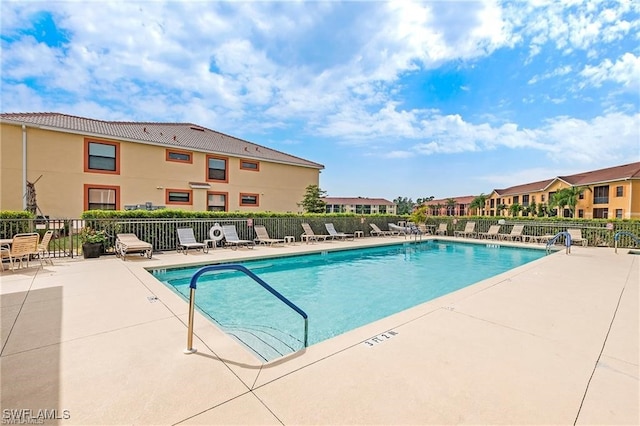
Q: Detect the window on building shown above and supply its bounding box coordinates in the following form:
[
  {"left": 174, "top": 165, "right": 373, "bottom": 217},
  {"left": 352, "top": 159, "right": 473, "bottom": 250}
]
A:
[
  {"left": 522, "top": 195, "right": 529, "bottom": 206},
  {"left": 578, "top": 209, "right": 584, "bottom": 218},
  {"left": 593, "top": 186, "right": 609, "bottom": 204},
  {"left": 166, "top": 189, "right": 192, "bottom": 205},
  {"left": 490, "top": 199, "right": 495, "bottom": 208},
  {"left": 458, "top": 205, "right": 465, "bottom": 216},
  {"left": 379, "top": 205, "right": 387, "bottom": 214},
  {"left": 531, "top": 195, "right": 536, "bottom": 203},
  {"left": 616, "top": 186, "right": 623, "bottom": 197},
  {"left": 206, "top": 155, "right": 228, "bottom": 182},
  {"left": 240, "top": 159, "right": 260, "bottom": 171},
  {"left": 513, "top": 196, "right": 519, "bottom": 204},
  {"left": 85, "top": 185, "right": 119, "bottom": 210},
  {"left": 578, "top": 191, "right": 584, "bottom": 200},
  {"left": 363, "top": 205, "right": 371, "bottom": 214},
  {"left": 166, "top": 149, "right": 192, "bottom": 163},
  {"left": 615, "top": 209, "right": 623, "bottom": 219},
  {"left": 207, "top": 192, "right": 227, "bottom": 211},
  {"left": 593, "top": 208, "right": 608, "bottom": 219},
  {"left": 240, "top": 193, "right": 259, "bottom": 206},
  {"left": 541, "top": 194, "right": 545, "bottom": 202},
  {"left": 85, "top": 139, "right": 119, "bottom": 174}
]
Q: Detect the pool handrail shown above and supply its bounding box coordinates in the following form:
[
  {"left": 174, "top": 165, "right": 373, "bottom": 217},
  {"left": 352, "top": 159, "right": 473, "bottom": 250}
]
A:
[
  {"left": 545, "top": 231, "right": 572, "bottom": 254},
  {"left": 614, "top": 231, "right": 640, "bottom": 253},
  {"left": 184, "top": 263, "right": 308, "bottom": 355}
]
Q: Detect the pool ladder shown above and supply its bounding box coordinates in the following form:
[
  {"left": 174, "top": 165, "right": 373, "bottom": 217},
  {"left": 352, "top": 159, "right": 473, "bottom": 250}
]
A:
[
  {"left": 184, "top": 264, "right": 308, "bottom": 355},
  {"left": 614, "top": 231, "right": 640, "bottom": 253},
  {"left": 545, "top": 231, "right": 572, "bottom": 254}
]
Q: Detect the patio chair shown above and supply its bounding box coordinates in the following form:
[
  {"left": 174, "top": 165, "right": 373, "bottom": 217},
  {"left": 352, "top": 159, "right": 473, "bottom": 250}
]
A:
[
  {"left": 115, "top": 233, "right": 153, "bottom": 261},
  {"left": 369, "top": 223, "right": 392, "bottom": 237},
  {"left": 499, "top": 224, "right": 524, "bottom": 241},
  {"left": 567, "top": 228, "right": 588, "bottom": 246},
  {"left": 435, "top": 223, "right": 448, "bottom": 236},
  {"left": 222, "top": 225, "right": 255, "bottom": 250},
  {"left": 1, "top": 233, "right": 41, "bottom": 271},
  {"left": 176, "top": 227, "right": 208, "bottom": 254},
  {"left": 301, "top": 223, "right": 331, "bottom": 243},
  {"left": 37, "top": 230, "right": 55, "bottom": 265},
  {"left": 454, "top": 222, "right": 476, "bottom": 238},
  {"left": 325, "top": 223, "right": 355, "bottom": 241},
  {"left": 479, "top": 225, "right": 501, "bottom": 240},
  {"left": 253, "top": 225, "right": 285, "bottom": 246}
]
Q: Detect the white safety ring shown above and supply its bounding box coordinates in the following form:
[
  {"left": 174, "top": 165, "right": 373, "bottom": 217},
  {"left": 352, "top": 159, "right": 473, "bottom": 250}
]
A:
[{"left": 209, "top": 223, "right": 224, "bottom": 241}]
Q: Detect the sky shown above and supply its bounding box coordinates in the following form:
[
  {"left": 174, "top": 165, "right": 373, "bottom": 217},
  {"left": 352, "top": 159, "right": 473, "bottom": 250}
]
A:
[{"left": 1, "top": 0, "right": 639, "bottom": 202}]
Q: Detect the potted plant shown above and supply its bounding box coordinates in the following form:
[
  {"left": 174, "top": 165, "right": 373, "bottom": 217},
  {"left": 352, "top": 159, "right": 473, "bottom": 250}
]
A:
[{"left": 80, "top": 227, "right": 107, "bottom": 259}]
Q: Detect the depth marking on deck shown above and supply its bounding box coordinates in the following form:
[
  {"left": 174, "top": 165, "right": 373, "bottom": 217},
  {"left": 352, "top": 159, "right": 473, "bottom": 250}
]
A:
[{"left": 363, "top": 330, "right": 398, "bottom": 347}]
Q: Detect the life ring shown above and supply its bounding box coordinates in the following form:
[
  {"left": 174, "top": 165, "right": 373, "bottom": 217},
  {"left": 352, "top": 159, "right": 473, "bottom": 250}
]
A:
[{"left": 209, "top": 223, "right": 224, "bottom": 241}]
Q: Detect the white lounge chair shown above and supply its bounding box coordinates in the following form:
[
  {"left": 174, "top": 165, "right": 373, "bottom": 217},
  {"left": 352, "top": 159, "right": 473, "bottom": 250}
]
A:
[
  {"left": 301, "top": 223, "right": 331, "bottom": 243},
  {"left": 369, "top": 223, "right": 392, "bottom": 237},
  {"left": 176, "top": 227, "right": 208, "bottom": 254},
  {"left": 479, "top": 225, "right": 501, "bottom": 239},
  {"left": 325, "top": 223, "right": 354, "bottom": 241},
  {"left": 435, "top": 223, "right": 448, "bottom": 236},
  {"left": 115, "top": 233, "right": 153, "bottom": 260},
  {"left": 222, "top": 225, "right": 255, "bottom": 249},
  {"left": 454, "top": 222, "right": 476, "bottom": 238},
  {"left": 499, "top": 224, "right": 524, "bottom": 241},
  {"left": 253, "top": 225, "right": 285, "bottom": 246},
  {"left": 567, "top": 228, "right": 588, "bottom": 246}
]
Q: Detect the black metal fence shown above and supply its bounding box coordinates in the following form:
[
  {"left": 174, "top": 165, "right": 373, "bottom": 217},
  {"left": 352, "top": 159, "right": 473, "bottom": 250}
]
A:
[{"left": 1, "top": 216, "right": 638, "bottom": 259}]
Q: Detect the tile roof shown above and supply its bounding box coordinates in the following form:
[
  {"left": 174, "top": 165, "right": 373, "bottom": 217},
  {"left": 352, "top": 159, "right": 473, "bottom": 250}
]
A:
[
  {"left": 322, "top": 197, "right": 395, "bottom": 206},
  {"left": 0, "top": 112, "right": 324, "bottom": 169},
  {"left": 493, "top": 162, "right": 640, "bottom": 196}
]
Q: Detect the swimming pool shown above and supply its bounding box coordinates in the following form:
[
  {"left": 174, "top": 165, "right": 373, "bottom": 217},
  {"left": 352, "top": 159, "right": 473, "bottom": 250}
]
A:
[{"left": 152, "top": 240, "right": 546, "bottom": 361}]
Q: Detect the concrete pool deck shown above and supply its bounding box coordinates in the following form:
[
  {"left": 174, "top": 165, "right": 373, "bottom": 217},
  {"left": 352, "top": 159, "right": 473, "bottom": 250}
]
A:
[{"left": 1, "top": 236, "right": 638, "bottom": 425}]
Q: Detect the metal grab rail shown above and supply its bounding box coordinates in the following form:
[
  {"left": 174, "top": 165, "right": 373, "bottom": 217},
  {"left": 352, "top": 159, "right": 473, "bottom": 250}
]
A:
[
  {"left": 184, "top": 264, "right": 308, "bottom": 355},
  {"left": 614, "top": 231, "right": 640, "bottom": 254},
  {"left": 545, "top": 231, "right": 572, "bottom": 255}
]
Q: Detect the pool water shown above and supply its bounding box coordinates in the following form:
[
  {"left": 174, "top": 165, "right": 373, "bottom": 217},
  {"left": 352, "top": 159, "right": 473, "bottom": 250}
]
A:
[{"left": 152, "top": 241, "right": 546, "bottom": 361}]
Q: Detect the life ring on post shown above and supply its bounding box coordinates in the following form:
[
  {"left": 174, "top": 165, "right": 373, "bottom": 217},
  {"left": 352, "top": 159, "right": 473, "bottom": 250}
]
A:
[{"left": 209, "top": 223, "right": 224, "bottom": 243}]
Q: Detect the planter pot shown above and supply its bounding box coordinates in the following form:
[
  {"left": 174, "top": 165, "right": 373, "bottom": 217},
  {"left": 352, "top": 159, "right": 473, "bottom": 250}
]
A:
[{"left": 82, "top": 242, "right": 103, "bottom": 259}]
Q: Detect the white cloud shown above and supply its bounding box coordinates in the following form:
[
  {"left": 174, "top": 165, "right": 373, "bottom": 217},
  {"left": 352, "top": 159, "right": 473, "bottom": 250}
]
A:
[{"left": 580, "top": 52, "right": 640, "bottom": 91}]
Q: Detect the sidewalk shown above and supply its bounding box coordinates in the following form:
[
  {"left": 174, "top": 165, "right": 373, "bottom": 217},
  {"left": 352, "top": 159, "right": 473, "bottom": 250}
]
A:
[{"left": 1, "top": 239, "right": 638, "bottom": 425}]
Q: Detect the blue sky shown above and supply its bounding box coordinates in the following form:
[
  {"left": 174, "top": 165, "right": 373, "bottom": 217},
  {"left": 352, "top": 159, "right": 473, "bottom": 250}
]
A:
[{"left": 2, "top": 1, "right": 639, "bottom": 202}]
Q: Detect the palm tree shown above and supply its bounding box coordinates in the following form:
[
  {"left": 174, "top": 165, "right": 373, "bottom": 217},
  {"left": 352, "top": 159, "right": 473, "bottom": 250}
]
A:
[
  {"left": 550, "top": 186, "right": 591, "bottom": 218},
  {"left": 497, "top": 203, "right": 508, "bottom": 216},
  {"left": 445, "top": 198, "right": 456, "bottom": 216},
  {"left": 509, "top": 203, "right": 522, "bottom": 217},
  {"left": 470, "top": 194, "right": 488, "bottom": 216}
]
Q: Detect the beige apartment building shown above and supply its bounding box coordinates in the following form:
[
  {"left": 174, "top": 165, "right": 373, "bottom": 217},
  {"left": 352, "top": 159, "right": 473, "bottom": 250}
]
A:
[
  {"left": 0, "top": 113, "right": 323, "bottom": 218},
  {"left": 322, "top": 197, "right": 397, "bottom": 215},
  {"left": 485, "top": 162, "right": 640, "bottom": 219}
]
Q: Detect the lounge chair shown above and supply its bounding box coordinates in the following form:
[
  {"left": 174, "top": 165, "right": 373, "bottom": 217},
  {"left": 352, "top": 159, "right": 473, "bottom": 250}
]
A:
[
  {"left": 176, "top": 227, "right": 208, "bottom": 254},
  {"left": 435, "top": 223, "right": 448, "bottom": 236},
  {"left": 222, "top": 225, "right": 255, "bottom": 249},
  {"left": 115, "top": 233, "right": 153, "bottom": 260},
  {"left": 454, "top": 222, "right": 476, "bottom": 238},
  {"left": 0, "top": 233, "right": 41, "bottom": 271},
  {"left": 479, "top": 225, "right": 501, "bottom": 240},
  {"left": 567, "top": 228, "right": 588, "bottom": 246},
  {"left": 301, "top": 223, "right": 331, "bottom": 243},
  {"left": 388, "top": 223, "right": 408, "bottom": 236},
  {"left": 325, "top": 223, "right": 354, "bottom": 241},
  {"left": 253, "top": 225, "right": 285, "bottom": 246},
  {"left": 37, "top": 230, "right": 55, "bottom": 265},
  {"left": 499, "top": 224, "right": 524, "bottom": 241},
  {"left": 369, "top": 223, "right": 392, "bottom": 237}
]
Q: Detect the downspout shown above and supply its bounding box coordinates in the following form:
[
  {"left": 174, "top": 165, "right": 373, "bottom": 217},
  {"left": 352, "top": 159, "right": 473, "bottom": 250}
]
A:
[{"left": 22, "top": 124, "right": 27, "bottom": 210}]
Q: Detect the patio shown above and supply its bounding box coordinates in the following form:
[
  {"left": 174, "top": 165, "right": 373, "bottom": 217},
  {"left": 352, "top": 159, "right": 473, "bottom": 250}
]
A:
[{"left": 1, "top": 237, "right": 638, "bottom": 425}]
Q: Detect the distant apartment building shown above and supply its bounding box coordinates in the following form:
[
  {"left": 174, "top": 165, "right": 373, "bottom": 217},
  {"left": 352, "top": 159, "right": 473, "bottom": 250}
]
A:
[
  {"left": 322, "top": 197, "right": 397, "bottom": 215},
  {"left": 485, "top": 162, "right": 640, "bottom": 219},
  {"left": 420, "top": 162, "right": 640, "bottom": 219},
  {"left": 422, "top": 196, "right": 475, "bottom": 216},
  {"left": 0, "top": 113, "right": 324, "bottom": 217}
]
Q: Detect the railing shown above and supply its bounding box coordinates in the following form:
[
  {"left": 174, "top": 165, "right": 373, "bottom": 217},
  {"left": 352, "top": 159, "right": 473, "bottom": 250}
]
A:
[
  {"left": 614, "top": 231, "right": 640, "bottom": 254},
  {"left": 545, "top": 231, "right": 572, "bottom": 254},
  {"left": 184, "top": 264, "right": 308, "bottom": 356}
]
